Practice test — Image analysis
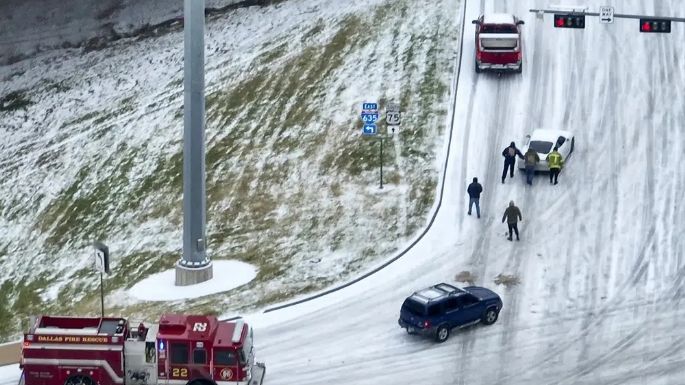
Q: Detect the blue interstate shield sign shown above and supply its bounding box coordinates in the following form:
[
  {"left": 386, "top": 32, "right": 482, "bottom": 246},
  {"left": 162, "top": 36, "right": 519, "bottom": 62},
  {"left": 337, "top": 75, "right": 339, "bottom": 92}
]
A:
[{"left": 360, "top": 112, "right": 379, "bottom": 123}]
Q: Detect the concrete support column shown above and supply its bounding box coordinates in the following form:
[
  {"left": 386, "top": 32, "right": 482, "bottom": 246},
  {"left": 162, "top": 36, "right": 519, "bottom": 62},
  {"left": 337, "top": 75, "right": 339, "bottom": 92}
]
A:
[{"left": 176, "top": 0, "right": 213, "bottom": 286}]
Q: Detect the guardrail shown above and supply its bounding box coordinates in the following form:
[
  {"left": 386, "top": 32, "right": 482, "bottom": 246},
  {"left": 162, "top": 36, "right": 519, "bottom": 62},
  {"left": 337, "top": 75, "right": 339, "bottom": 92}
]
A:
[{"left": 0, "top": 342, "right": 20, "bottom": 366}]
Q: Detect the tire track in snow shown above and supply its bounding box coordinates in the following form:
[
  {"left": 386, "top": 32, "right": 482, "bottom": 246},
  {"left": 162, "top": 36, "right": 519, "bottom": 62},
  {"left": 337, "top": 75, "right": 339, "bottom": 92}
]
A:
[
  {"left": 556, "top": 272, "right": 685, "bottom": 385},
  {"left": 477, "top": 5, "right": 530, "bottom": 384},
  {"left": 572, "top": 13, "right": 613, "bottom": 376},
  {"left": 509, "top": 2, "right": 671, "bottom": 380},
  {"left": 509, "top": 0, "right": 565, "bottom": 378},
  {"left": 497, "top": 3, "right": 649, "bottom": 382},
  {"left": 451, "top": 0, "right": 485, "bottom": 382},
  {"left": 564, "top": 2, "right": 683, "bottom": 379}
]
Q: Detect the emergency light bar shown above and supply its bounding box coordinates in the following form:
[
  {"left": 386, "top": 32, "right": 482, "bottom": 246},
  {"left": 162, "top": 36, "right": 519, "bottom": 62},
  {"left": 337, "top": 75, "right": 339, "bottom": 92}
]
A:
[{"left": 231, "top": 319, "right": 245, "bottom": 343}]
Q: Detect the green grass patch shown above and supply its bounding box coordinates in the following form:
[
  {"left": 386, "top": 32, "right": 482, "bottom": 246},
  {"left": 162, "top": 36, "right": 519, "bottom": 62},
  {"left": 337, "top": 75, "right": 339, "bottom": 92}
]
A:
[
  {"left": 300, "top": 22, "right": 325, "bottom": 43},
  {"left": 0, "top": 274, "right": 56, "bottom": 341},
  {"left": 257, "top": 41, "right": 289, "bottom": 65},
  {"left": 0, "top": 90, "right": 32, "bottom": 111},
  {"left": 38, "top": 146, "right": 140, "bottom": 248},
  {"left": 42, "top": 79, "right": 72, "bottom": 94}
]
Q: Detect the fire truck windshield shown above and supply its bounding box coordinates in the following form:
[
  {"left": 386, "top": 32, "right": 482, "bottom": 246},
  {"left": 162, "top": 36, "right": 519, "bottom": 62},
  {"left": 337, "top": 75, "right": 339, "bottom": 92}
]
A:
[{"left": 214, "top": 350, "right": 238, "bottom": 365}]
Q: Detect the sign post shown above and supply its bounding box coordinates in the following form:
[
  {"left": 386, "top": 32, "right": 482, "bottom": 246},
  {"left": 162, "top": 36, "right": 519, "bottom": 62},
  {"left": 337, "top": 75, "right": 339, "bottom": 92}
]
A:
[
  {"left": 360, "top": 101, "right": 383, "bottom": 188},
  {"left": 93, "top": 242, "right": 110, "bottom": 317},
  {"left": 379, "top": 135, "right": 383, "bottom": 189}
]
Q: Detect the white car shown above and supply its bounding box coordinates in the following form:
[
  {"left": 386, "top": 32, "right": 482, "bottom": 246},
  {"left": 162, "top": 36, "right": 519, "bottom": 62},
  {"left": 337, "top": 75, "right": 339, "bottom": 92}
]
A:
[{"left": 518, "top": 129, "right": 575, "bottom": 171}]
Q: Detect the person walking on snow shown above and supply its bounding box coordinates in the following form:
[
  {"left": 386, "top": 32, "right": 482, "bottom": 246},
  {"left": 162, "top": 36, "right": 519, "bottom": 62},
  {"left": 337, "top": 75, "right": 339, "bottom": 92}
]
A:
[
  {"left": 467, "top": 177, "right": 483, "bottom": 218},
  {"left": 501, "top": 142, "right": 524, "bottom": 183},
  {"left": 546, "top": 146, "right": 564, "bottom": 185},
  {"left": 502, "top": 200, "right": 522, "bottom": 241},
  {"left": 523, "top": 148, "right": 540, "bottom": 185}
]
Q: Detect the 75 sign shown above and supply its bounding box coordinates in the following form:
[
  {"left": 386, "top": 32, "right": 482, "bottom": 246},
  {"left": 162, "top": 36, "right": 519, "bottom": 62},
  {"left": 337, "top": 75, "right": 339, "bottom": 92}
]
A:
[{"left": 385, "top": 111, "right": 401, "bottom": 125}]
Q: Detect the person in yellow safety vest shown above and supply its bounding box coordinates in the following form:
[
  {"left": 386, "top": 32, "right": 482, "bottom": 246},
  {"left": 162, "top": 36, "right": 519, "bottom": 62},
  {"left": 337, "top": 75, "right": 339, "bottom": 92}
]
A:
[{"left": 546, "top": 146, "right": 564, "bottom": 185}]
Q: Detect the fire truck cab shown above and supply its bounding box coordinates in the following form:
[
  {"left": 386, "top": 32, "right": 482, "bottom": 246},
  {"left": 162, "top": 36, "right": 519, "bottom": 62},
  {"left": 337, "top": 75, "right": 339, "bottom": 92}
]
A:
[
  {"left": 472, "top": 13, "right": 524, "bottom": 74},
  {"left": 20, "top": 314, "right": 265, "bottom": 385}
]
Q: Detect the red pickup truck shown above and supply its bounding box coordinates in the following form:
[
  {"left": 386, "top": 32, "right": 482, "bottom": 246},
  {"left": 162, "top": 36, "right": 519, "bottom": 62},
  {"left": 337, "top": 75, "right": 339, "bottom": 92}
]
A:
[{"left": 472, "top": 13, "right": 524, "bottom": 74}]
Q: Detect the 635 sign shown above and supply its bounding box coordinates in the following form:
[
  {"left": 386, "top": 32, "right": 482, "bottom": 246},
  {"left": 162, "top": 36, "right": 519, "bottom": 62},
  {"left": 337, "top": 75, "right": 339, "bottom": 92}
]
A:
[{"left": 361, "top": 112, "right": 379, "bottom": 123}]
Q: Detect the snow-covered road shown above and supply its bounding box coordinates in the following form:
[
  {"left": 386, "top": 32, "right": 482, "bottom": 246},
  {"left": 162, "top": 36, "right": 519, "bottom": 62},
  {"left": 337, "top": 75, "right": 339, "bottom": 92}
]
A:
[
  {"left": 2, "top": 0, "right": 684, "bottom": 384},
  {"left": 249, "top": 0, "right": 685, "bottom": 384}
]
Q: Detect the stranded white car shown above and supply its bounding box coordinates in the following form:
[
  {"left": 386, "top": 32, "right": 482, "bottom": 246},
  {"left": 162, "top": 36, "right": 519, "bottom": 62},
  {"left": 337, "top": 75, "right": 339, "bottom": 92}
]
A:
[{"left": 519, "top": 129, "right": 575, "bottom": 171}]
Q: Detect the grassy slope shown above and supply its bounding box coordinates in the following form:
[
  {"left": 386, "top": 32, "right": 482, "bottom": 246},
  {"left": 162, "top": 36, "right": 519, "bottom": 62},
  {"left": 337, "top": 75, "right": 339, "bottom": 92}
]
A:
[{"left": 0, "top": 0, "right": 460, "bottom": 341}]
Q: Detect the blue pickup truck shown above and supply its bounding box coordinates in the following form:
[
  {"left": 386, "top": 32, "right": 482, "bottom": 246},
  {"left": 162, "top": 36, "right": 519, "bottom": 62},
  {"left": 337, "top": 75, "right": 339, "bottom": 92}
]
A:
[{"left": 398, "top": 283, "right": 503, "bottom": 342}]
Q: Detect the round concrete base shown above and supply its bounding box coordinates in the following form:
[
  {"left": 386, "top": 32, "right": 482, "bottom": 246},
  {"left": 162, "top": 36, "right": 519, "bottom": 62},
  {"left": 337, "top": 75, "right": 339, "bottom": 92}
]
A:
[{"left": 175, "top": 261, "right": 213, "bottom": 286}]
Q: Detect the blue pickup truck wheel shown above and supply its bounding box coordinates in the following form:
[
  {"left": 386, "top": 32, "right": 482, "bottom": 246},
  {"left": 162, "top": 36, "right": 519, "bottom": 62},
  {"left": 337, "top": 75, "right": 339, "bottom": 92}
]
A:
[
  {"left": 482, "top": 308, "right": 499, "bottom": 325},
  {"left": 435, "top": 325, "right": 450, "bottom": 343}
]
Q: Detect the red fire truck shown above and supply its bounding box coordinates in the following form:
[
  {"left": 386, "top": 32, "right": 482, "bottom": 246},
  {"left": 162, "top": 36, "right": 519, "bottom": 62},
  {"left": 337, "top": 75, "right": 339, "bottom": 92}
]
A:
[{"left": 20, "top": 314, "right": 266, "bottom": 385}]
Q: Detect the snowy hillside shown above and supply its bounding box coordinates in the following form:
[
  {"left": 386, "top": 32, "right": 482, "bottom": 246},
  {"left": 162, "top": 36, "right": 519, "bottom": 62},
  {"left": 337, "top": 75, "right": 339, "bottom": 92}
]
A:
[
  {"left": 0, "top": 0, "right": 266, "bottom": 64},
  {"left": 243, "top": 0, "right": 685, "bottom": 384},
  {"left": 0, "top": 0, "right": 460, "bottom": 340},
  {"left": 1, "top": 0, "right": 684, "bottom": 384}
]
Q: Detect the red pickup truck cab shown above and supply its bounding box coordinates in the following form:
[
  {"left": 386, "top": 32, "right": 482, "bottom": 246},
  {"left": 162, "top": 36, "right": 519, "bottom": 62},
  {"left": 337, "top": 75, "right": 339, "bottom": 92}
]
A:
[{"left": 472, "top": 13, "right": 524, "bottom": 73}]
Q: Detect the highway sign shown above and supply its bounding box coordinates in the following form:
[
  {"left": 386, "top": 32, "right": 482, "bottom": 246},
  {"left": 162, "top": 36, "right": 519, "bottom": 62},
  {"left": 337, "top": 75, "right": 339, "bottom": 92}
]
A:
[
  {"left": 388, "top": 125, "right": 400, "bottom": 136},
  {"left": 599, "top": 6, "right": 614, "bottom": 24},
  {"left": 361, "top": 112, "right": 380, "bottom": 123},
  {"left": 385, "top": 101, "right": 401, "bottom": 126},
  {"left": 386, "top": 111, "right": 401, "bottom": 125},
  {"left": 362, "top": 123, "right": 377, "bottom": 135},
  {"left": 362, "top": 102, "right": 378, "bottom": 111}
]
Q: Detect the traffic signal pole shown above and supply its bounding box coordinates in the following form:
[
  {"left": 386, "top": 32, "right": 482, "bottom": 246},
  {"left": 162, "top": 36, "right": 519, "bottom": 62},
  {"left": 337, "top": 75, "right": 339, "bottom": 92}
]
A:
[{"left": 529, "top": 8, "right": 685, "bottom": 22}]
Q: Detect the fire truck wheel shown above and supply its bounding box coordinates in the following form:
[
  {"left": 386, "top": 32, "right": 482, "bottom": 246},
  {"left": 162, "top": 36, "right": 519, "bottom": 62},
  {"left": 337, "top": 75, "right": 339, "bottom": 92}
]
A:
[
  {"left": 64, "top": 375, "right": 95, "bottom": 385},
  {"left": 188, "top": 380, "right": 213, "bottom": 385}
]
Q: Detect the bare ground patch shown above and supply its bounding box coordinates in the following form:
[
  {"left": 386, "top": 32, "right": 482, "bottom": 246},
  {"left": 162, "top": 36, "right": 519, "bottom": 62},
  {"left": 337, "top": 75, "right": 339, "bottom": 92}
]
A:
[
  {"left": 455, "top": 270, "right": 477, "bottom": 285},
  {"left": 494, "top": 273, "right": 521, "bottom": 288}
]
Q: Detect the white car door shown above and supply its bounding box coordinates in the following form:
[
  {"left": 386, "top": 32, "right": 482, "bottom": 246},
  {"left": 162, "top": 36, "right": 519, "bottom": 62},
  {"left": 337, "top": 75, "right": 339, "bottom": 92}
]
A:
[{"left": 556, "top": 136, "right": 571, "bottom": 159}]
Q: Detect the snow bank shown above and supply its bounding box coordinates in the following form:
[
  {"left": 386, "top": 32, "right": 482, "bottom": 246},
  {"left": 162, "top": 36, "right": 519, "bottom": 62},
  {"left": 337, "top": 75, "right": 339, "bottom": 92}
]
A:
[{"left": 128, "top": 260, "right": 257, "bottom": 301}]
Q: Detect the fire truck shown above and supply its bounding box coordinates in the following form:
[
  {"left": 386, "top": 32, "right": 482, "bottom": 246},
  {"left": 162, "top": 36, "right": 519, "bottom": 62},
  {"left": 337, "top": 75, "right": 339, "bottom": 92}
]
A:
[{"left": 19, "top": 314, "right": 266, "bottom": 385}]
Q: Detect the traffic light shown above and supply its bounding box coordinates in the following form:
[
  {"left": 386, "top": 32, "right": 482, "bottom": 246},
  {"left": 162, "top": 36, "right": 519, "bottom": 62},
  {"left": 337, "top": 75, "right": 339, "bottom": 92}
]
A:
[
  {"left": 553, "top": 13, "right": 585, "bottom": 29},
  {"left": 639, "top": 18, "right": 671, "bottom": 33}
]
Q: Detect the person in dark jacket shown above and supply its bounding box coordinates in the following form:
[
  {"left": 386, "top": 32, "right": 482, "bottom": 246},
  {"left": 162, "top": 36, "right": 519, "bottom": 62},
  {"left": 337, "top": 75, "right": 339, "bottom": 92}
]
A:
[
  {"left": 501, "top": 142, "right": 524, "bottom": 183},
  {"left": 523, "top": 148, "right": 540, "bottom": 185},
  {"left": 502, "top": 200, "right": 522, "bottom": 241},
  {"left": 467, "top": 177, "right": 483, "bottom": 218}
]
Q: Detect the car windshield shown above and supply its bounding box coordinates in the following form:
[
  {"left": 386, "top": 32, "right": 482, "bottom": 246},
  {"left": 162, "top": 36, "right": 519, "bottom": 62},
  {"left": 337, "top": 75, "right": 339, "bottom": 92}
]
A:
[
  {"left": 481, "top": 24, "right": 518, "bottom": 33},
  {"left": 402, "top": 298, "right": 425, "bottom": 316},
  {"left": 529, "top": 140, "right": 553, "bottom": 154}
]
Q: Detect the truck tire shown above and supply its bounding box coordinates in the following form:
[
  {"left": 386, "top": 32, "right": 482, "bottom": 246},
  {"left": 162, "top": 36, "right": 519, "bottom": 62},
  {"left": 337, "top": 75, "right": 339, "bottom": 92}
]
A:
[
  {"left": 435, "top": 324, "right": 450, "bottom": 343},
  {"left": 475, "top": 59, "right": 482, "bottom": 73},
  {"left": 482, "top": 308, "right": 499, "bottom": 325}
]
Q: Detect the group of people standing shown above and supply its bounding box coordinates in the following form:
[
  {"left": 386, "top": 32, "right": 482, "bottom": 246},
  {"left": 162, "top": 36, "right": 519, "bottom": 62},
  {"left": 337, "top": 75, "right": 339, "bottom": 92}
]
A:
[
  {"left": 501, "top": 141, "right": 564, "bottom": 185},
  {"left": 465, "top": 141, "right": 565, "bottom": 241}
]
